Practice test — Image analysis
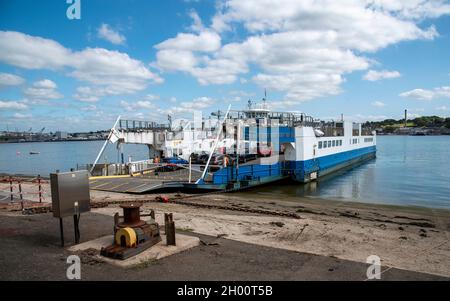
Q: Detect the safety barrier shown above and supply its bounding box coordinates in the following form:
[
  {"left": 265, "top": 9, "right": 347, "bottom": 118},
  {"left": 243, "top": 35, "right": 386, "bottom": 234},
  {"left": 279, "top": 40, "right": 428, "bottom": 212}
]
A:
[{"left": 0, "top": 175, "right": 47, "bottom": 210}]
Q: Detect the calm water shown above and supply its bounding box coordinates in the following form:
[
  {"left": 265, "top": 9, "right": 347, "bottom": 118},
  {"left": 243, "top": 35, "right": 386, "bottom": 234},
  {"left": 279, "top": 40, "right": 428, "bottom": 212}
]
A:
[
  {"left": 0, "top": 140, "right": 149, "bottom": 176},
  {"left": 240, "top": 136, "right": 450, "bottom": 209},
  {"left": 1, "top": 136, "right": 449, "bottom": 209}
]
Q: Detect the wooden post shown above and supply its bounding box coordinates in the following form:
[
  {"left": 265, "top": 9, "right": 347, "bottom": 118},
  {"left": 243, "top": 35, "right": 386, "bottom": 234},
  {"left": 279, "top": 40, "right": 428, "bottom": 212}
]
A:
[
  {"left": 150, "top": 209, "right": 155, "bottom": 220},
  {"left": 165, "top": 213, "right": 176, "bottom": 246}
]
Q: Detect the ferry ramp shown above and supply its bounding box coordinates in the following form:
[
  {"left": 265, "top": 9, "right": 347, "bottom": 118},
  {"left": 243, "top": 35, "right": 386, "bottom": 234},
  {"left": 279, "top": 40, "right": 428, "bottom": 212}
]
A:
[{"left": 89, "top": 168, "right": 204, "bottom": 193}]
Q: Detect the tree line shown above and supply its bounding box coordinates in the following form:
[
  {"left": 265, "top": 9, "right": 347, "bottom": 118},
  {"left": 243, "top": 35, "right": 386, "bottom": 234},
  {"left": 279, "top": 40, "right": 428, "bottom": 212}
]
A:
[{"left": 364, "top": 116, "right": 450, "bottom": 129}]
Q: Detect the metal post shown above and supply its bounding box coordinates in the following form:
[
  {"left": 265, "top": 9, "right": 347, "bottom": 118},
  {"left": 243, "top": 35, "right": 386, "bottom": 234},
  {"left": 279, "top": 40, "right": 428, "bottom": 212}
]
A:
[
  {"left": 38, "top": 175, "right": 42, "bottom": 203},
  {"left": 59, "top": 218, "right": 64, "bottom": 247},
  {"left": 90, "top": 115, "right": 121, "bottom": 174},
  {"left": 73, "top": 215, "right": 80, "bottom": 244},
  {"left": 197, "top": 104, "right": 231, "bottom": 184},
  {"left": 9, "top": 176, "right": 13, "bottom": 202},
  {"left": 189, "top": 155, "right": 192, "bottom": 183},
  {"left": 18, "top": 179, "right": 23, "bottom": 210}
]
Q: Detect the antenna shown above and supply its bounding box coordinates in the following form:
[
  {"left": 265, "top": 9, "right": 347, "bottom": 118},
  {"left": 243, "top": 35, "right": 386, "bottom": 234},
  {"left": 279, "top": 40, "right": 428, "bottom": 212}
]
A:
[
  {"left": 263, "top": 89, "right": 267, "bottom": 107},
  {"left": 167, "top": 114, "right": 172, "bottom": 128}
]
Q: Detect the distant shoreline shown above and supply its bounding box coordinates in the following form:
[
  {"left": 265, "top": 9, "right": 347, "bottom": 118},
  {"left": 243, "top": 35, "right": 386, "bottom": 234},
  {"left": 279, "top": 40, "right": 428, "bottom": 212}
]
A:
[{"left": 0, "top": 138, "right": 105, "bottom": 144}]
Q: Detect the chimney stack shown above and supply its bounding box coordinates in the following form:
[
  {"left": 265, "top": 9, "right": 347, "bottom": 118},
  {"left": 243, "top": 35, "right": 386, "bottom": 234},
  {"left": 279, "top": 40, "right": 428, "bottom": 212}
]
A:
[{"left": 404, "top": 109, "right": 407, "bottom": 127}]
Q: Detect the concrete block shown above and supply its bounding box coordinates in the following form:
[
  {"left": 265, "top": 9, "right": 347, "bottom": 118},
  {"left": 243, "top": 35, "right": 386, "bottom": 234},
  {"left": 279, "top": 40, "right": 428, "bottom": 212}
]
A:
[{"left": 68, "top": 233, "right": 200, "bottom": 268}]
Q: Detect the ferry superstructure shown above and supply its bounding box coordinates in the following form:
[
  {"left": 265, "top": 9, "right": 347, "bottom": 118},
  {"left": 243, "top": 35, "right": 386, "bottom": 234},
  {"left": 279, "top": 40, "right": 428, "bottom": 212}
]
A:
[
  {"left": 95, "top": 102, "right": 376, "bottom": 192},
  {"left": 159, "top": 102, "right": 376, "bottom": 190}
]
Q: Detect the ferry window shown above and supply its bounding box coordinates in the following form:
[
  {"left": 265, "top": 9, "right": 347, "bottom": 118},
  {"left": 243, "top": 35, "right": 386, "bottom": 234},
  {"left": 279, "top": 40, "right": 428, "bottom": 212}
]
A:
[
  {"left": 332, "top": 140, "right": 336, "bottom": 147},
  {"left": 328, "top": 141, "right": 331, "bottom": 147},
  {"left": 323, "top": 141, "right": 327, "bottom": 148},
  {"left": 318, "top": 141, "right": 322, "bottom": 149}
]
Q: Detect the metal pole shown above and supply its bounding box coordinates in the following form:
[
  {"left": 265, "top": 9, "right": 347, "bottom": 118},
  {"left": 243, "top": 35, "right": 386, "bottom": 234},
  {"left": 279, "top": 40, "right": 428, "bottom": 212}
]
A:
[
  {"left": 9, "top": 176, "right": 13, "bottom": 202},
  {"left": 189, "top": 155, "right": 192, "bottom": 183},
  {"left": 236, "top": 121, "right": 241, "bottom": 176},
  {"left": 60, "top": 218, "right": 64, "bottom": 247},
  {"left": 18, "top": 179, "right": 23, "bottom": 210},
  {"left": 38, "top": 174, "right": 42, "bottom": 203},
  {"left": 197, "top": 104, "right": 231, "bottom": 183},
  {"left": 73, "top": 215, "right": 79, "bottom": 244},
  {"left": 90, "top": 115, "right": 121, "bottom": 174}
]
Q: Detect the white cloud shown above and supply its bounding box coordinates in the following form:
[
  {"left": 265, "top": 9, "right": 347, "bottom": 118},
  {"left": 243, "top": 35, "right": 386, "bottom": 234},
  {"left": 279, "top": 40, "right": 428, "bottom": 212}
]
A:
[
  {"left": 0, "top": 31, "right": 70, "bottom": 69},
  {"left": 0, "top": 31, "right": 162, "bottom": 102},
  {"left": 163, "top": 96, "right": 216, "bottom": 114},
  {"left": 363, "top": 70, "right": 401, "bottom": 81},
  {"left": 33, "top": 79, "right": 57, "bottom": 89},
  {"left": 229, "top": 90, "right": 254, "bottom": 97},
  {"left": 0, "top": 72, "right": 25, "bottom": 87},
  {"left": 407, "top": 112, "right": 422, "bottom": 118},
  {"left": 350, "top": 114, "right": 389, "bottom": 122},
  {"left": 400, "top": 86, "right": 450, "bottom": 100},
  {"left": 144, "top": 94, "right": 160, "bottom": 101},
  {"left": 371, "top": 101, "right": 386, "bottom": 107},
  {"left": 156, "top": 30, "right": 221, "bottom": 52},
  {"left": 120, "top": 100, "right": 154, "bottom": 111},
  {"left": 24, "top": 79, "right": 62, "bottom": 101},
  {"left": 81, "top": 105, "right": 97, "bottom": 111},
  {"left": 97, "top": 24, "right": 126, "bottom": 45},
  {"left": 436, "top": 105, "right": 450, "bottom": 111},
  {"left": 0, "top": 100, "right": 28, "bottom": 110},
  {"left": 13, "top": 112, "right": 31, "bottom": 119},
  {"left": 154, "top": 0, "right": 448, "bottom": 102},
  {"left": 400, "top": 88, "right": 434, "bottom": 100},
  {"left": 189, "top": 10, "right": 205, "bottom": 32},
  {"left": 73, "top": 86, "right": 102, "bottom": 102},
  {"left": 155, "top": 49, "right": 198, "bottom": 72}
]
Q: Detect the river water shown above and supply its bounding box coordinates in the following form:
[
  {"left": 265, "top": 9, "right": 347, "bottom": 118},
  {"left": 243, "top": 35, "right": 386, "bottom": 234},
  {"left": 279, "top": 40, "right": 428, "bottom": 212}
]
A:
[{"left": 0, "top": 136, "right": 449, "bottom": 209}]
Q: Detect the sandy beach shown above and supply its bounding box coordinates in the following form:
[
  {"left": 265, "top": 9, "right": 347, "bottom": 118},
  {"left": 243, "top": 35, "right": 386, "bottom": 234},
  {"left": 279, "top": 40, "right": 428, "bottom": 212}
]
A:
[{"left": 1, "top": 179, "right": 449, "bottom": 278}]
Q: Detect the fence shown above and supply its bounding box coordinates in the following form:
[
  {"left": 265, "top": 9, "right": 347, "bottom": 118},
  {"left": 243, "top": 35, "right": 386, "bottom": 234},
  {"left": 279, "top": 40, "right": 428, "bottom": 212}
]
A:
[{"left": 0, "top": 175, "right": 47, "bottom": 210}]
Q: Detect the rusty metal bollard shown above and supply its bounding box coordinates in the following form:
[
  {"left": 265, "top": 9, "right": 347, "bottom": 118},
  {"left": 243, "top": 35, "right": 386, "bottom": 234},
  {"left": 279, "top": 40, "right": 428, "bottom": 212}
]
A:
[{"left": 164, "top": 213, "right": 176, "bottom": 246}]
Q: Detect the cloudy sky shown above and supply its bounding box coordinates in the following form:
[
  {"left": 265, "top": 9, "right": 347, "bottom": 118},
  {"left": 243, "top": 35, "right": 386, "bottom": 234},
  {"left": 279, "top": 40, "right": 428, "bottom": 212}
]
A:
[{"left": 1, "top": 0, "right": 450, "bottom": 132}]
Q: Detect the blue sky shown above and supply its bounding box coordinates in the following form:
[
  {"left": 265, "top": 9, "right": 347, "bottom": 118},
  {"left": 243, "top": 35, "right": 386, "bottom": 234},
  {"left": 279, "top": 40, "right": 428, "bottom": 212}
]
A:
[{"left": 1, "top": 0, "right": 450, "bottom": 132}]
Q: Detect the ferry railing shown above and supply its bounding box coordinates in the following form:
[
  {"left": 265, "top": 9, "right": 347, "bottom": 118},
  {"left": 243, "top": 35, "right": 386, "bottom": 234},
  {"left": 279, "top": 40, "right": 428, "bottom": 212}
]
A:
[
  {"left": 128, "top": 159, "right": 154, "bottom": 174},
  {"left": 118, "top": 119, "right": 170, "bottom": 131}
]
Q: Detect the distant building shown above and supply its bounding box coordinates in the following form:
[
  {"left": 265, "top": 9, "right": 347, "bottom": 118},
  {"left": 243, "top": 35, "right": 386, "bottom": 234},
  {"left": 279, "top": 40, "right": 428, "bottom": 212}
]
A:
[{"left": 55, "top": 131, "right": 68, "bottom": 139}]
